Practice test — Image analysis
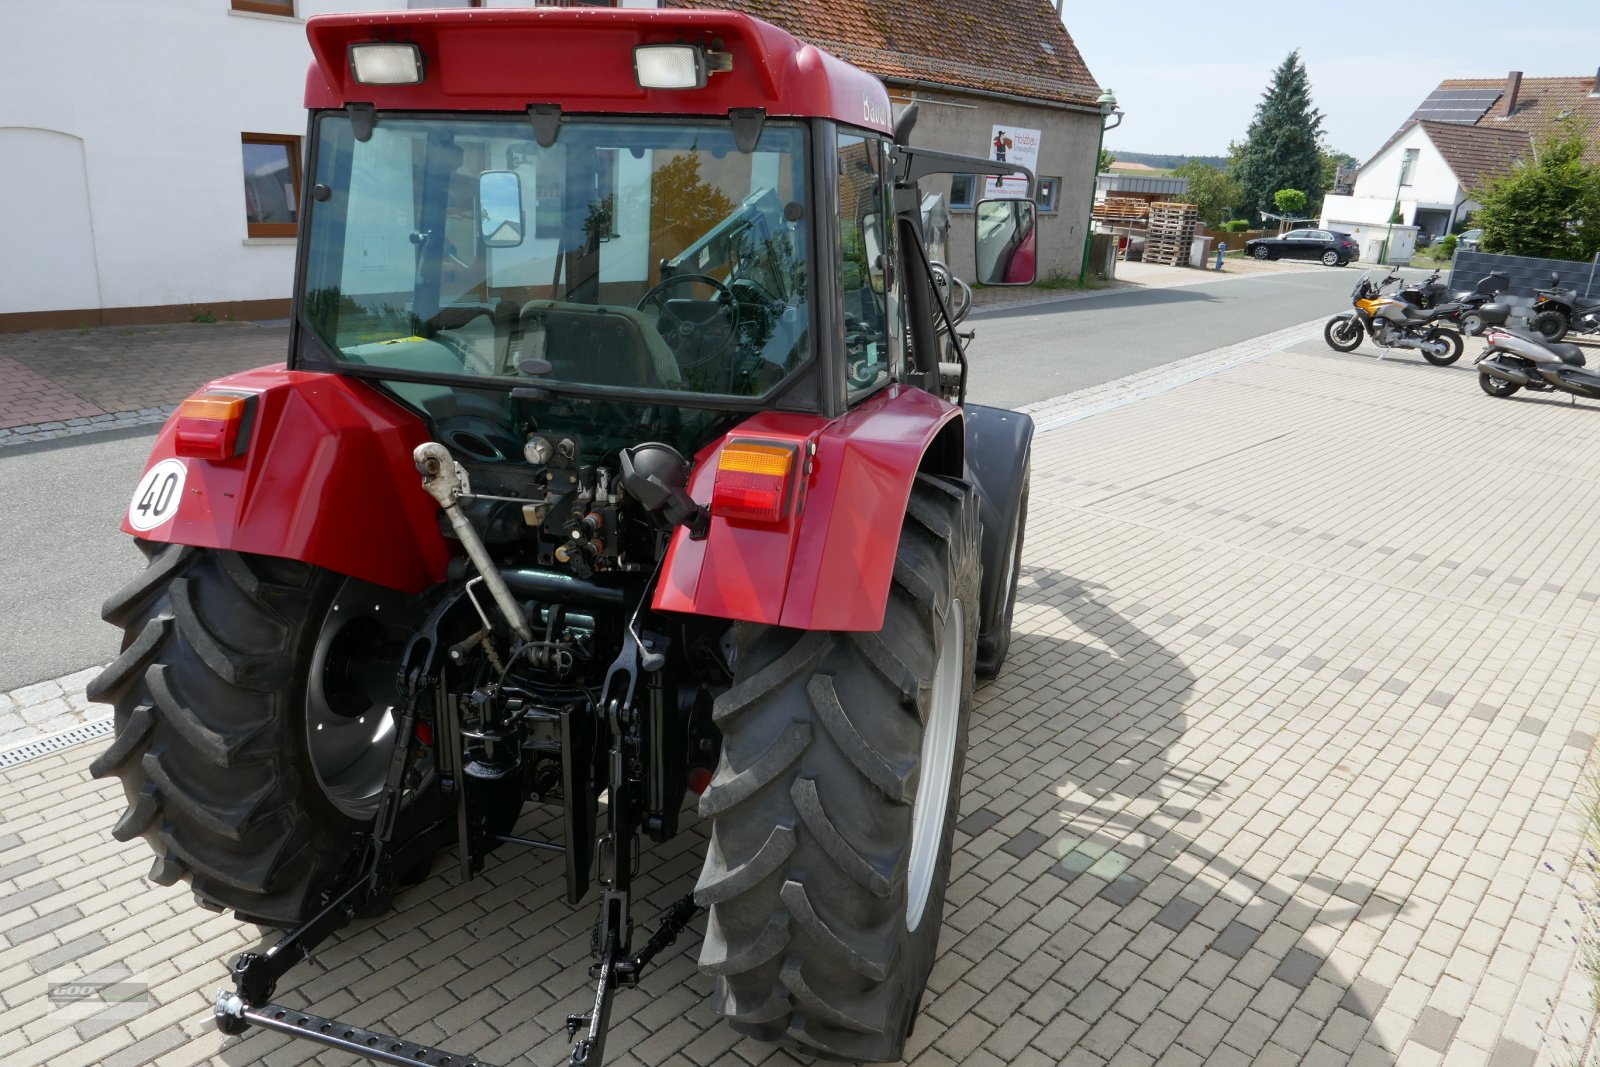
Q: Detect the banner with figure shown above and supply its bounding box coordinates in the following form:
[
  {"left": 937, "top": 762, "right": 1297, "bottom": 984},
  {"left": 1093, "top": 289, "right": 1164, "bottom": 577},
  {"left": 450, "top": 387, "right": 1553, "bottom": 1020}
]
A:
[{"left": 984, "top": 125, "right": 1040, "bottom": 200}]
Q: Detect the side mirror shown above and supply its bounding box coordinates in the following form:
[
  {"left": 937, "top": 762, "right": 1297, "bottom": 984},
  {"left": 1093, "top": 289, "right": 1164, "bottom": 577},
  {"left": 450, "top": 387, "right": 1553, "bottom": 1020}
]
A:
[
  {"left": 974, "top": 198, "right": 1037, "bottom": 286},
  {"left": 479, "top": 170, "right": 525, "bottom": 248}
]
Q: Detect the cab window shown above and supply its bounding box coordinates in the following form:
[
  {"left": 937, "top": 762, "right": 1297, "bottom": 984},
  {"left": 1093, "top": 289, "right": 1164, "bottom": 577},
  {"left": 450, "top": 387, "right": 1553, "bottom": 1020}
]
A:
[{"left": 838, "top": 131, "right": 900, "bottom": 400}]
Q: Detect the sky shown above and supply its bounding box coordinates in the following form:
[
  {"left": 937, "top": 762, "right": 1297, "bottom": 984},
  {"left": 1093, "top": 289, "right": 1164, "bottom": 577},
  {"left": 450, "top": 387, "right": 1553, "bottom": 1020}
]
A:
[{"left": 1062, "top": 0, "right": 1600, "bottom": 162}]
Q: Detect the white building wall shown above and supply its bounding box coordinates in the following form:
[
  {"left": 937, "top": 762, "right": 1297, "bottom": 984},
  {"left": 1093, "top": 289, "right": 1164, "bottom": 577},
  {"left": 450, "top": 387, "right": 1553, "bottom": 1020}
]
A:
[
  {"left": 1324, "top": 124, "right": 1464, "bottom": 235},
  {"left": 0, "top": 0, "right": 579, "bottom": 323}
]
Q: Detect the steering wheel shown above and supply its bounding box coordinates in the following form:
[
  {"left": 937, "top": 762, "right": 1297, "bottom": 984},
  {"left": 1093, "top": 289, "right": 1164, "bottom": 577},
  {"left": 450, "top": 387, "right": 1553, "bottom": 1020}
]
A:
[{"left": 636, "top": 274, "right": 737, "bottom": 366}]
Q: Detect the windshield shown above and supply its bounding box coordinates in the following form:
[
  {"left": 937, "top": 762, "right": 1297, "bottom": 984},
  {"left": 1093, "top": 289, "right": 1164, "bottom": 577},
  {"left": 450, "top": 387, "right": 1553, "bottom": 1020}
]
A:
[{"left": 302, "top": 115, "right": 810, "bottom": 399}]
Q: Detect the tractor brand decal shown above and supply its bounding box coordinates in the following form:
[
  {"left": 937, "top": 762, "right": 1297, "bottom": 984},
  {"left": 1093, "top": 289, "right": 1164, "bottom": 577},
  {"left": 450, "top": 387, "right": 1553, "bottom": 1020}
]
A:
[
  {"left": 862, "top": 97, "right": 890, "bottom": 129},
  {"left": 984, "top": 125, "right": 1041, "bottom": 200},
  {"left": 128, "top": 458, "right": 187, "bottom": 532}
]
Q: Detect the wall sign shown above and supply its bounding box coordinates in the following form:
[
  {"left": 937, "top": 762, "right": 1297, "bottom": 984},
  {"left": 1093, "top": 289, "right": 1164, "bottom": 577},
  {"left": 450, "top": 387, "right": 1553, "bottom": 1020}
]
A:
[{"left": 985, "top": 125, "right": 1041, "bottom": 200}]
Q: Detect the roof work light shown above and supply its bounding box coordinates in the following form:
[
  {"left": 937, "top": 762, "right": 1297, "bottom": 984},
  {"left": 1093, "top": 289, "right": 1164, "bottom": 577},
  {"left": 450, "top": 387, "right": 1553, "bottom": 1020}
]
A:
[
  {"left": 349, "top": 43, "right": 425, "bottom": 85},
  {"left": 633, "top": 44, "right": 732, "bottom": 90}
]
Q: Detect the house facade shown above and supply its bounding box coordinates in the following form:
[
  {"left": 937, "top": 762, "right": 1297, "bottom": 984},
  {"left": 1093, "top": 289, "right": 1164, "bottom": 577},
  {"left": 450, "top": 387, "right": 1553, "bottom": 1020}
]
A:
[
  {"left": 1322, "top": 70, "right": 1600, "bottom": 257},
  {"left": 1, "top": 0, "right": 1105, "bottom": 330}
]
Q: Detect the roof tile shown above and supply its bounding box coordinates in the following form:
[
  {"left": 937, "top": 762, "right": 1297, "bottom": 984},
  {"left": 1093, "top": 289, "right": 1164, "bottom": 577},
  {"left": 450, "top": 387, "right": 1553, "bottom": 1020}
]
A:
[{"left": 666, "top": 0, "right": 1101, "bottom": 106}]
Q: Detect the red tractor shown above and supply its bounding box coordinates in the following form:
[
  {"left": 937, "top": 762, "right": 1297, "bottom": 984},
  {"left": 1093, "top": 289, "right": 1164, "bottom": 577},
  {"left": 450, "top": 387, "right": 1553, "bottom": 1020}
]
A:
[{"left": 90, "top": 9, "right": 1036, "bottom": 1065}]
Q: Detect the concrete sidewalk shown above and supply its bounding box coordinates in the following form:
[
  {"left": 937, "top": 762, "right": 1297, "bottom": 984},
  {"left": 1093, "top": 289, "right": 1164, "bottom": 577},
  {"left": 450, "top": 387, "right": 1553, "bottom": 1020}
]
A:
[{"left": 2, "top": 328, "right": 1599, "bottom": 1066}]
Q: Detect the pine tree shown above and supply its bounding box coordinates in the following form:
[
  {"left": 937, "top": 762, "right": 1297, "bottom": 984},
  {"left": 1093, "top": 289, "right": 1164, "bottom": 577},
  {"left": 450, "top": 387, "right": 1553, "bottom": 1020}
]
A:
[{"left": 1232, "top": 51, "right": 1326, "bottom": 224}]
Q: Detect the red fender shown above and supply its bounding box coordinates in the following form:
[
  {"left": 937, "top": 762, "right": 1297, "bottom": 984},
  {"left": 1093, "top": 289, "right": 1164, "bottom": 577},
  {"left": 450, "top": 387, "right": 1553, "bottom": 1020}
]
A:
[
  {"left": 121, "top": 366, "right": 451, "bottom": 593},
  {"left": 653, "top": 385, "right": 961, "bottom": 631}
]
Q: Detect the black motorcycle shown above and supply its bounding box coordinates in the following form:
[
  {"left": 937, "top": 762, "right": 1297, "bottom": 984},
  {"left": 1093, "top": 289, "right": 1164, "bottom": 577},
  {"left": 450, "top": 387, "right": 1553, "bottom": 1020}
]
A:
[
  {"left": 1529, "top": 274, "right": 1600, "bottom": 342},
  {"left": 1399, "top": 269, "right": 1510, "bottom": 336},
  {"left": 1476, "top": 325, "right": 1600, "bottom": 400}
]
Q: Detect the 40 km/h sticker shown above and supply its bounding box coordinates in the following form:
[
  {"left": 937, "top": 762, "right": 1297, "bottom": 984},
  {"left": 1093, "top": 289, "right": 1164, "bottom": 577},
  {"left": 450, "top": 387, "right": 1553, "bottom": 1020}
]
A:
[{"left": 128, "top": 459, "right": 188, "bottom": 532}]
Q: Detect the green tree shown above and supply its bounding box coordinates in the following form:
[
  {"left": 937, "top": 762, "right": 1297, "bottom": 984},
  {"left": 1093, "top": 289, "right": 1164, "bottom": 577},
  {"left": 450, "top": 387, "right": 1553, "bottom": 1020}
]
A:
[
  {"left": 1274, "top": 188, "right": 1308, "bottom": 216},
  {"left": 1320, "top": 148, "right": 1358, "bottom": 195},
  {"left": 1472, "top": 125, "right": 1600, "bottom": 260},
  {"left": 1232, "top": 51, "right": 1326, "bottom": 224},
  {"left": 1098, "top": 148, "right": 1117, "bottom": 172},
  {"left": 1173, "top": 161, "right": 1241, "bottom": 227}
]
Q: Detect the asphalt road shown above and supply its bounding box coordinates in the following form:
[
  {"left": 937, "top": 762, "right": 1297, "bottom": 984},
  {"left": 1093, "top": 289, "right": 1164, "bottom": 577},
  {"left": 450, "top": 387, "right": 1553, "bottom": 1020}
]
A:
[
  {"left": 965, "top": 266, "right": 1357, "bottom": 409},
  {"left": 0, "top": 266, "right": 1359, "bottom": 693}
]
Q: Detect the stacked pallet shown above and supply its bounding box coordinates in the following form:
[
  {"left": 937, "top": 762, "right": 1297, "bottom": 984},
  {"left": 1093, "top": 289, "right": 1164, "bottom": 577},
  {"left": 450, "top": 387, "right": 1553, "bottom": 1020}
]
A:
[
  {"left": 1092, "top": 197, "right": 1149, "bottom": 225},
  {"left": 1143, "top": 202, "right": 1199, "bottom": 266}
]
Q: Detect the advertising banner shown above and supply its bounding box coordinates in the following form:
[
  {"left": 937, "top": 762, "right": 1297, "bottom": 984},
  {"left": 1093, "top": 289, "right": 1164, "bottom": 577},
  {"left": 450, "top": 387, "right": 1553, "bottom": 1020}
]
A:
[{"left": 984, "top": 125, "right": 1040, "bottom": 200}]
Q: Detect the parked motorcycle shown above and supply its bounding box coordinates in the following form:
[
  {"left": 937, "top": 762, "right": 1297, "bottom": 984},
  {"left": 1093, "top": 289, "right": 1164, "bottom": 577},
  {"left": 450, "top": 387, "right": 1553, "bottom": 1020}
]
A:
[
  {"left": 1476, "top": 325, "right": 1600, "bottom": 400},
  {"left": 1398, "top": 269, "right": 1511, "bottom": 336},
  {"left": 1529, "top": 274, "right": 1600, "bottom": 342},
  {"left": 1324, "top": 271, "right": 1465, "bottom": 365}
]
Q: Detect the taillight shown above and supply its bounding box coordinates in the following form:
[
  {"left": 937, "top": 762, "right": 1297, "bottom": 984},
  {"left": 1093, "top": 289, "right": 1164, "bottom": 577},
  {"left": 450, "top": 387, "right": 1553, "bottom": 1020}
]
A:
[
  {"left": 173, "top": 392, "right": 255, "bottom": 460},
  {"left": 711, "top": 439, "right": 801, "bottom": 524}
]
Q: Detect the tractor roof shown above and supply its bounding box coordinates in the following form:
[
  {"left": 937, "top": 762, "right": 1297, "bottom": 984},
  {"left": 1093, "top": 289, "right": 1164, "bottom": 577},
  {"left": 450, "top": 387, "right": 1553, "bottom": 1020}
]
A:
[{"left": 303, "top": 7, "right": 893, "bottom": 135}]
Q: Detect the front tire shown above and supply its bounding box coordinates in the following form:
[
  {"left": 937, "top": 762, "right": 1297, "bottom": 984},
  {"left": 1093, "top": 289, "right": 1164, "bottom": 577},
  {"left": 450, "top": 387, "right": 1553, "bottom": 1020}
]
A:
[
  {"left": 88, "top": 543, "right": 419, "bottom": 925},
  {"left": 1532, "top": 309, "right": 1570, "bottom": 342},
  {"left": 695, "top": 474, "right": 980, "bottom": 1061},
  {"left": 976, "top": 472, "right": 1028, "bottom": 680},
  {"left": 1324, "top": 317, "right": 1363, "bottom": 352}
]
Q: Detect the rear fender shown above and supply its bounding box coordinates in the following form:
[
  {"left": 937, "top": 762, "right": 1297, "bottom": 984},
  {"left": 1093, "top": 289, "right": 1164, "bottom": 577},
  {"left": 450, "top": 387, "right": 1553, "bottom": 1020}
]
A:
[
  {"left": 653, "top": 386, "right": 962, "bottom": 631},
  {"left": 121, "top": 366, "right": 451, "bottom": 592}
]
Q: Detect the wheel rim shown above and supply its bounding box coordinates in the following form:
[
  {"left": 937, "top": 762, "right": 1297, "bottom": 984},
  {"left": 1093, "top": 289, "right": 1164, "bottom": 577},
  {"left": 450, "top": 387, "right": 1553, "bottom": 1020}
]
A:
[
  {"left": 1333, "top": 321, "right": 1359, "bottom": 346},
  {"left": 1323, "top": 252, "right": 1337, "bottom": 265},
  {"left": 305, "top": 581, "right": 407, "bottom": 820},
  {"left": 907, "top": 601, "right": 964, "bottom": 933}
]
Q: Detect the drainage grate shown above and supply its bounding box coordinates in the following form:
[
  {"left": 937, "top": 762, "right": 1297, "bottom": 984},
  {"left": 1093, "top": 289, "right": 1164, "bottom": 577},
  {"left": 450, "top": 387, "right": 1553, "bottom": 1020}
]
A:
[{"left": 0, "top": 719, "right": 113, "bottom": 769}]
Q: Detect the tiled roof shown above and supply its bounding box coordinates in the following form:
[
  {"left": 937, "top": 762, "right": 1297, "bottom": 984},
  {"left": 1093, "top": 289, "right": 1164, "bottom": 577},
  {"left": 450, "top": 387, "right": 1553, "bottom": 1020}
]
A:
[
  {"left": 1358, "top": 119, "right": 1530, "bottom": 192},
  {"left": 1404, "top": 76, "right": 1600, "bottom": 165},
  {"left": 1421, "top": 120, "right": 1531, "bottom": 190},
  {"left": 664, "top": 0, "right": 1102, "bottom": 107}
]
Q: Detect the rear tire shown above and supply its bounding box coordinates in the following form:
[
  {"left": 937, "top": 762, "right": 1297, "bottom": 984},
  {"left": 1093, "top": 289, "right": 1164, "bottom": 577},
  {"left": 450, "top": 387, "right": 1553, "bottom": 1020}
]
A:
[
  {"left": 1423, "top": 331, "right": 1463, "bottom": 366},
  {"left": 88, "top": 543, "right": 418, "bottom": 925},
  {"left": 1532, "top": 309, "right": 1570, "bottom": 342},
  {"left": 1461, "top": 311, "right": 1486, "bottom": 336},
  {"left": 1324, "top": 317, "right": 1363, "bottom": 352},
  {"left": 1480, "top": 371, "right": 1521, "bottom": 397},
  {"left": 1253, "top": 246, "right": 1271, "bottom": 260},
  {"left": 695, "top": 474, "right": 980, "bottom": 1061},
  {"left": 1321, "top": 250, "right": 1340, "bottom": 267}
]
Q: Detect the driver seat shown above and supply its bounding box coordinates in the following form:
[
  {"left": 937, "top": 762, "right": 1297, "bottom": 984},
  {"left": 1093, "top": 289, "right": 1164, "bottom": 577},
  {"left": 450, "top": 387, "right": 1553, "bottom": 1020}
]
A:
[
  {"left": 516, "top": 300, "right": 682, "bottom": 388},
  {"left": 1548, "top": 340, "right": 1586, "bottom": 367}
]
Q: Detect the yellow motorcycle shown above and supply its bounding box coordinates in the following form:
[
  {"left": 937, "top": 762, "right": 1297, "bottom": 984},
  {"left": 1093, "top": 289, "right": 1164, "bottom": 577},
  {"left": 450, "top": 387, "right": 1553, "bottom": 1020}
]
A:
[{"left": 1324, "top": 271, "right": 1465, "bottom": 365}]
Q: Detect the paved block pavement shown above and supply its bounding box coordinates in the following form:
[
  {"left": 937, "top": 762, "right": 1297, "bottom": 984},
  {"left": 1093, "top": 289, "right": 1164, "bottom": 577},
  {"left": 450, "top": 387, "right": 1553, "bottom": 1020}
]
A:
[{"left": 2, "top": 328, "right": 1599, "bottom": 1066}]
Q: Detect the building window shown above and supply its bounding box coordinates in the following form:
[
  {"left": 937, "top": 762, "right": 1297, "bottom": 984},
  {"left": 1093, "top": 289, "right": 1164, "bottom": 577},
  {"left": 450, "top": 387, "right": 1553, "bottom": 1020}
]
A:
[
  {"left": 1037, "top": 177, "right": 1060, "bottom": 213},
  {"left": 232, "top": 0, "right": 294, "bottom": 15},
  {"left": 242, "top": 134, "right": 301, "bottom": 238},
  {"left": 949, "top": 173, "right": 975, "bottom": 211},
  {"left": 1398, "top": 147, "right": 1419, "bottom": 187}
]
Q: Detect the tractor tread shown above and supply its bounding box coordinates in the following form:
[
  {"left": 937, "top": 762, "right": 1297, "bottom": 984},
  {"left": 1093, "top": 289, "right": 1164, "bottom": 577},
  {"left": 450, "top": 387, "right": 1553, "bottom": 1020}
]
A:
[
  {"left": 101, "top": 544, "right": 195, "bottom": 629},
  {"left": 779, "top": 959, "right": 887, "bottom": 1035},
  {"left": 789, "top": 777, "right": 891, "bottom": 897},
  {"left": 807, "top": 674, "right": 915, "bottom": 804},
  {"left": 169, "top": 577, "right": 284, "bottom": 688},
  {"left": 85, "top": 615, "right": 170, "bottom": 705},
  {"left": 713, "top": 632, "right": 831, "bottom": 726},
  {"left": 700, "top": 908, "right": 790, "bottom": 976},
  {"left": 88, "top": 703, "right": 155, "bottom": 779},
  {"left": 139, "top": 750, "right": 273, "bottom": 842},
  {"left": 147, "top": 664, "right": 252, "bottom": 768},
  {"left": 779, "top": 880, "right": 890, "bottom": 980},
  {"left": 697, "top": 722, "right": 810, "bottom": 817},
  {"left": 695, "top": 824, "right": 797, "bottom": 905},
  {"left": 112, "top": 783, "right": 160, "bottom": 842}
]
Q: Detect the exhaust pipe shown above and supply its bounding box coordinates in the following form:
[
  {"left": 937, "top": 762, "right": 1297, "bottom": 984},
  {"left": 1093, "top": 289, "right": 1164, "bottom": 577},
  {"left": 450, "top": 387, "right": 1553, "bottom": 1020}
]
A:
[{"left": 1477, "top": 356, "right": 1529, "bottom": 386}]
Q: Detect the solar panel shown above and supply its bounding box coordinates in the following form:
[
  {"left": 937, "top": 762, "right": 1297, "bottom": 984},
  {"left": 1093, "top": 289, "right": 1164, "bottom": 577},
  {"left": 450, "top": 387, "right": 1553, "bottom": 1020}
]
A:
[{"left": 1408, "top": 87, "right": 1502, "bottom": 124}]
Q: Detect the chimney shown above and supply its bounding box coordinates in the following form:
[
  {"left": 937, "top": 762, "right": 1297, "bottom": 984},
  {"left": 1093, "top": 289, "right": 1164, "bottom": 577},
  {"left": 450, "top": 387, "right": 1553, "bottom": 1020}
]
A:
[{"left": 1501, "top": 71, "right": 1522, "bottom": 118}]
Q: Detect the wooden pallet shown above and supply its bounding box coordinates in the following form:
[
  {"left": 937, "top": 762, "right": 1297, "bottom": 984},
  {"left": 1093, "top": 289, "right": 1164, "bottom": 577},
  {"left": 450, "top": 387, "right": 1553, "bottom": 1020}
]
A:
[{"left": 1143, "top": 202, "right": 1199, "bottom": 265}]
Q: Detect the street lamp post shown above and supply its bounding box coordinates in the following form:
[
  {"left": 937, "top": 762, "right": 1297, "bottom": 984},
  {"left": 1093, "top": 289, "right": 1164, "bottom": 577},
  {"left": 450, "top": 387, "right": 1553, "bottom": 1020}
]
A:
[{"left": 1080, "top": 88, "right": 1122, "bottom": 281}]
